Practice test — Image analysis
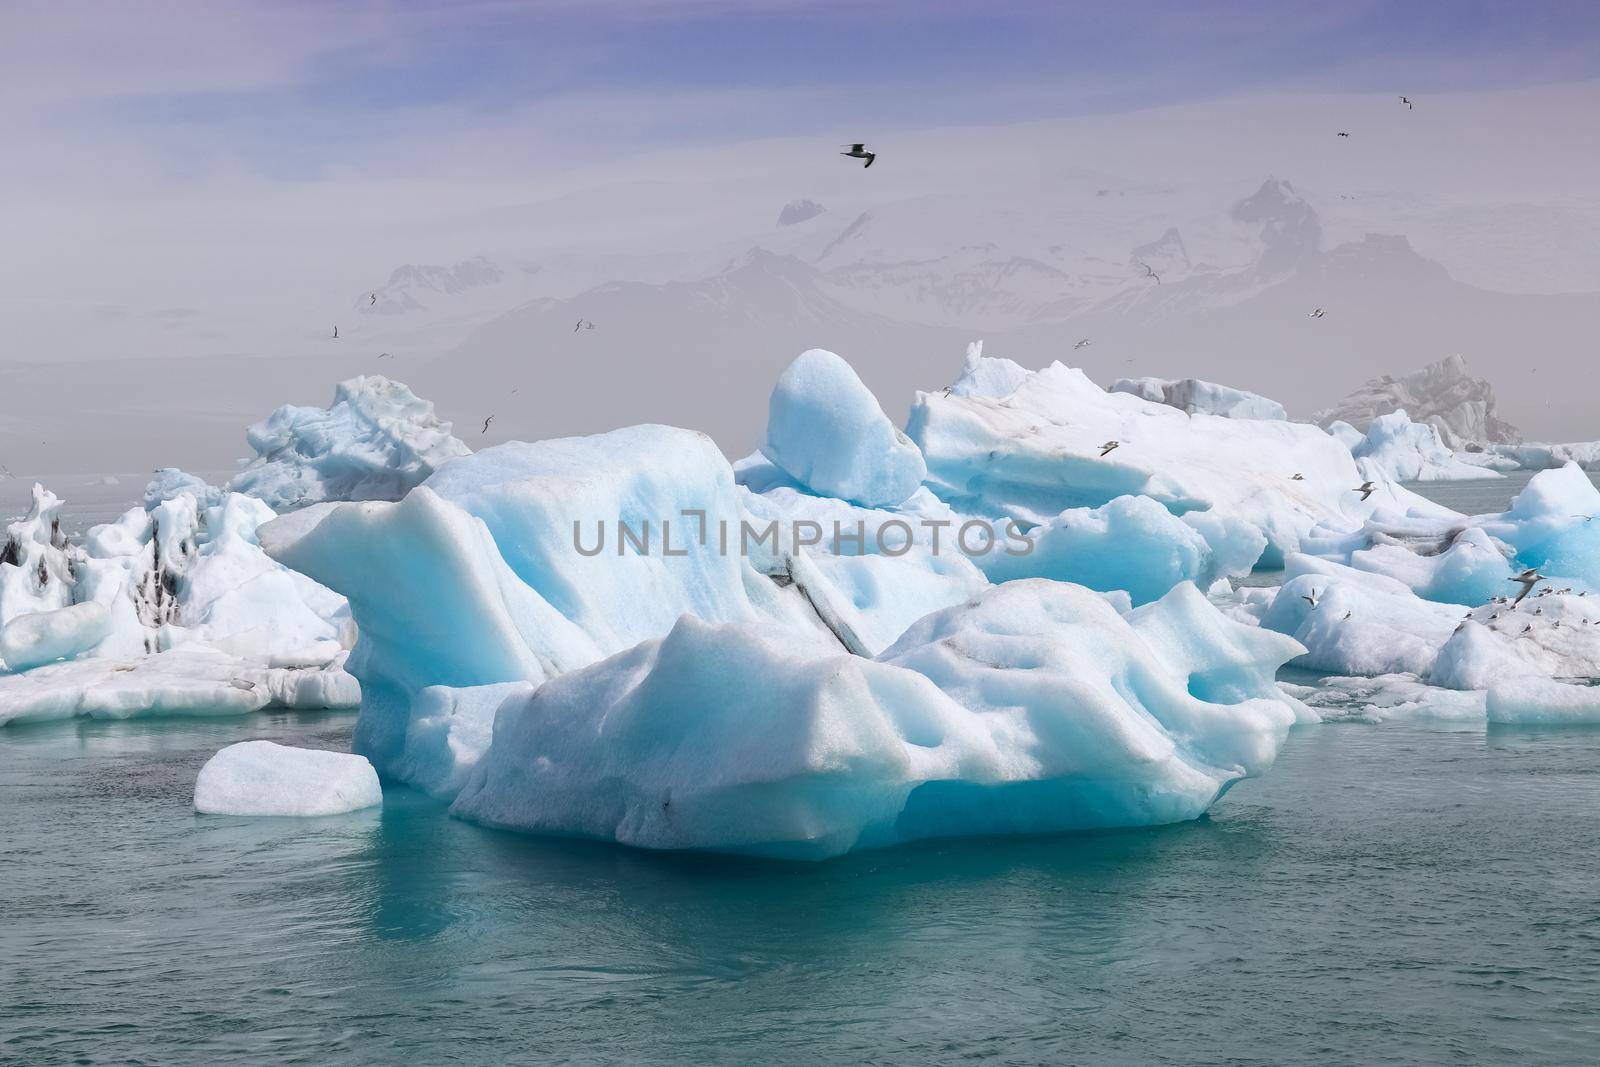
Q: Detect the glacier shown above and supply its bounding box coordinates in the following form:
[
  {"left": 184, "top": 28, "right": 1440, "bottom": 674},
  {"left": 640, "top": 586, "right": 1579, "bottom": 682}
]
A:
[{"left": 1110, "top": 376, "right": 1287, "bottom": 421}]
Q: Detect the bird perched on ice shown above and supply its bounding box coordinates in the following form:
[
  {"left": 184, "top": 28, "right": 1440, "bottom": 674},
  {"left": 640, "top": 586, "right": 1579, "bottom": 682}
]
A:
[
  {"left": 1099, "top": 440, "right": 1119, "bottom": 458},
  {"left": 1354, "top": 480, "right": 1376, "bottom": 501},
  {"left": 1074, "top": 338, "right": 1091, "bottom": 350},
  {"left": 482, "top": 415, "right": 494, "bottom": 434},
  {"left": 1310, "top": 308, "right": 1325, "bottom": 319},
  {"left": 1509, "top": 568, "right": 1545, "bottom": 606},
  {"left": 840, "top": 143, "right": 876, "bottom": 168}
]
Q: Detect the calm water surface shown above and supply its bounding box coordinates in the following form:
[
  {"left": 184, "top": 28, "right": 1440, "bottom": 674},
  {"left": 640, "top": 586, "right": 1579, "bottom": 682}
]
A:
[
  {"left": 4, "top": 713, "right": 1600, "bottom": 1064},
  {"left": 5, "top": 474, "right": 1600, "bottom": 1063}
]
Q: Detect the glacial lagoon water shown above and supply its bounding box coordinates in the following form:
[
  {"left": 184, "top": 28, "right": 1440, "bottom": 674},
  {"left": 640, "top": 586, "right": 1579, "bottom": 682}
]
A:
[{"left": 5, "top": 474, "right": 1600, "bottom": 1064}]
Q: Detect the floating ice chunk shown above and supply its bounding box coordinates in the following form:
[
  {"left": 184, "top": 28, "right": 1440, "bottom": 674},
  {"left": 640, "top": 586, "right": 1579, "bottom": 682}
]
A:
[
  {"left": 262, "top": 425, "right": 801, "bottom": 780},
  {"left": 908, "top": 358, "right": 1427, "bottom": 567},
  {"left": 0, "top": 646, "right": 357, "bottom": 726},
  {"left": 144, "top": 468, "right": 223, "bottom": 510},
  {"left": 760, "top": 349, "right": 927, "bottom": 508},
  {"left": 1429, "top": 622, "right": 1533, "bottom": 691},
  {"left": 1281, "top": 673, "right": 1487, "bottom": 723},
  {"left": 1484, "top": 440, "right": 1600, "bottom": 473},
  {"left": 0, "top": 484, "right": 75, "bottom": 626},
  {"left": 194, "top": 740, "right": 381, "bottom": 816},
  {"left": 0, "top": 602, "right": 111, "bottom": 672},
  {"left": 1348, "top": 410, "right": 1497, "bottom": 481},
  {"left": 1110, "top": 376, "right": 1287, "bottom": 421},
  {"left": 452, "top": 581, "right": 1301, "bottom": 860},
  {"left": 228, "top": 376, "right": 471, "bottom": 510},
  {"left": 980, "top": 495, "right": 1262, "bottom": 604},
  {"left": 393, "top": 681, "right": 536, "bottom": 798},
  {"left": 1261, "top": 557, "right": 1468, "bottom": 677},
  {"left": 1486, "top": 677, "right": 1600, "bottom": 724},
  {"left": 1481, "top": 463, "right": 1600, "bottom": 585}
]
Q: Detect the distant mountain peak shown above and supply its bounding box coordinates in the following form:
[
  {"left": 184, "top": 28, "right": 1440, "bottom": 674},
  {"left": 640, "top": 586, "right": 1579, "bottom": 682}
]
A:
[
  {"left": 777, "top": 199, "right": 826, "bottom": 226},
  {"left": 1231, "top": 178, "right": 1322, "bottom": 273}
]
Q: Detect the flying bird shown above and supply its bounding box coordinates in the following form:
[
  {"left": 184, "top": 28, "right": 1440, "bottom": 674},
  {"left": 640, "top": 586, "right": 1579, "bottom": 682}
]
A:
[
  {"left": 1337, "top": 131, "right": 1351, "bottom": 138},
  {"left": 1399, "top": 96, "right": 1412, "bottom": 110},
  {"left": 482, "top": 415, "right": 494, "bottom": 434},
  {"left": 1137, "top": 261, "right": 1161, "bottom": 284},
  {"left": 377, "top": 352, "right": 392, "bottom": 359},
  {"left": 1099, "top": 440, "right": 1119, "bottom": 458},
  {"left": 840, "top": 143, "right": 876, "bottom": 168},
  {"left": 370, "top": 293, "right": 377, "bottom": 306},
  {"left": 1310, "top": 308, "right": 1325, "bottom": 319},
  {"left": 1509, "top": 568, "right": 1545, "bottom": 606},
  {"left": 332, "top": 325, "right": 339, "bottom": 339},
  {"left": 574, "top": 320, "right": 583, "bottom": 332},
  {"left": 1291, "top": 473, "right": 1305, "bottom": 480},
  {"left": 1354, "top": 481, "right": 1376, "bottom": 501},
  {"left": 1301, "top": 590, "right": 1318, "bottom": 608},
  {"left": 1074, "top": 338, "right": 1092, "bottom": 350}
]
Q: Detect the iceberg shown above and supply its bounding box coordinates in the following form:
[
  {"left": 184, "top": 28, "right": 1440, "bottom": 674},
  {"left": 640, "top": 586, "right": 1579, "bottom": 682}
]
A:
[
  {"left": 1, "top": 477, "right": 357, "bottom": 723},
  {"left": 760, "top": 349, "right": 927, "bottom": 508},
  {"left": 0, "top": 646, "right": 358, "bottom": 726},
  {"left": 1348, "top": 410, "right": 1498, "bottom": 482},
  {"left": 1314, "top": 354, "right": 1520, "bottom": 449},
  {"left": 908, "top": 352, "right": 1432, "bottom": 567},
  {"left": 450, "top": 581, "right": 1302, "bottom": 859},
  {"left": 261, "top": 424, "right": 806, "bottom": 785},
  {"left": 1110, "top": 376, "right": 1287, "bottom": 421},
  {"left": 194, "top": 740, "right": 381, "bottom": 816},
  {"left": 227, "top": 375, "right": 471, "bottom": 510}
]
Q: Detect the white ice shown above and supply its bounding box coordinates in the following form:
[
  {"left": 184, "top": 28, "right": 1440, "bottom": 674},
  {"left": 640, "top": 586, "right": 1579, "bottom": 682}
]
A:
[
  {"left": 228, "top": 375, "right": 471, "bottom": 511},
  {"left": 194, "top": 740, "right": 381, "bottom": 816},
  {"left": 451, "top": 581, "right": 1302, "bottom": 859}
]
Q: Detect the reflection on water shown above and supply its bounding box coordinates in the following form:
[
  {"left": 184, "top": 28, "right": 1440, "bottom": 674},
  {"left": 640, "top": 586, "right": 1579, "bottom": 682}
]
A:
[{"left": 6, "top": 714, "right": 1600, "bottom": 1063}]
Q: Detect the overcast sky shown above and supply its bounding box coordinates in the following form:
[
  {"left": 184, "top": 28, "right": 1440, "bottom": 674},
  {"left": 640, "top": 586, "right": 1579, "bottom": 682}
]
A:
[{"left": 4, "top": 0, "right": 1600, "bottom": 476}]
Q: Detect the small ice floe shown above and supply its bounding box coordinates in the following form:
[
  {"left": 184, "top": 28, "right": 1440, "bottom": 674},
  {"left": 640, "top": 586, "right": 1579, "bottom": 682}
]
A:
[{"left": 194, "top": 740, "right": 381, "bottom": 816}]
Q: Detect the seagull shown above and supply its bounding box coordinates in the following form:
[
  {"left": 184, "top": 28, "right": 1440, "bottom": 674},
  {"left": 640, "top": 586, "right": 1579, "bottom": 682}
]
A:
[
  {"left": 332, "top": 325, "right": 339, "bottom": 339},
  {"left": 840, "top": 143, "right": 876, "bottom": 168},
  {"left": 482, "top": 415, "right": 494, "bottom": 435},
  {"left": 1354, "top": 481, "right": 1377, "bottom": 501},
  {"left": 1099, "top": 440, "right": 1119, "bottom": 458},
  {"left": 1302, "top": 590, "right": 1318, "bottom": 608},
  {"left": 370, "top": 293, "right": 377, "bottom": 306},
  {"left": 1509, "top": 568, "right": 1545, "bottom": 606},
  {"left": 1137, "top": 261, "right": 1161, "bottom": 284},
  {"left": 377, "top": 352, "right": 392, "bottom": 359},
  {"left": 1399, "top": 96, "right": 1412, "bottom": 110},
  {"left": 1337, "top": 131, "right": 1351, "bottom": 138},
  {"left": 1074, "top": 338, "right": 1092, "bottom": 350},
  {"left": 574, "top": 320, "right": 583, "bottom": 332},
  {"left": 1310, "top": 307, "right": 1325, "bottom": 319},
  {"left": 1291, "top": 473, "right": 1304, "bottom": 480},
  {"left": 1343, "top": 611, "right": 1352, "bottom": 620}
]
